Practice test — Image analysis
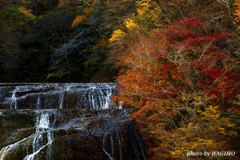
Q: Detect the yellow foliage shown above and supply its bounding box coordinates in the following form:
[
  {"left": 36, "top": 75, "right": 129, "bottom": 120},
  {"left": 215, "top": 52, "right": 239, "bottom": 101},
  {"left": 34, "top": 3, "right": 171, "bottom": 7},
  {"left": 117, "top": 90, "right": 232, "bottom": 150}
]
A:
[
  {"left": 136, "top": 0, "right": 166, "bottom": 28},
  {"left": 121, "top": 0, "right": 134, "bottom": 2},
  {"left": 18, "top": 7, "right": 36, "bottom": 20},
  {"left": 150, "top": 105, "right": 238, "bottom": 159},
  {"left": 110, "top": 0, "right": 166, "bottom": 43},
  {"left": 136, "top": 0, "right": 150, "bottom": 15},
  {"left": 109, "top": 29, "right": 126, "bottom": 42},
  {"left": 201, "top": 105, "right": 220, "bottom": 121},
  {"left": 109, "top": 18, "right": 139, "bottom": 42},
  {"left": 123, "top": 18, "right": 140, "bottom": 30},
  {"left": 181, "top": 93, "right": 219, "bottom": 109}
]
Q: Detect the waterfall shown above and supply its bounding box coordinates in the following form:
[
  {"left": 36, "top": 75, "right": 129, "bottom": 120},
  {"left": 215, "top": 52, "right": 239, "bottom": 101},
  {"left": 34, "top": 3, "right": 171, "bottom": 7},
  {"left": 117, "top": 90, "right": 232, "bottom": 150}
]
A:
[
  {"left": 10, "top": 88, "right": 18, "bottom": 109},
  {"left": 0, "top": 83, "right": 146, "bottom": 160},
  {"left": 117, "top": 133, "right": 123, "bottom": 160},
  {"left": 36, "top": 111, "right": 51, "bottom": 131},
  {"left": 36, "top": 95, "right": 41, "bottom": 109},
  {"left": 0, "top": 135, "right": 33, "bottom": 160}
]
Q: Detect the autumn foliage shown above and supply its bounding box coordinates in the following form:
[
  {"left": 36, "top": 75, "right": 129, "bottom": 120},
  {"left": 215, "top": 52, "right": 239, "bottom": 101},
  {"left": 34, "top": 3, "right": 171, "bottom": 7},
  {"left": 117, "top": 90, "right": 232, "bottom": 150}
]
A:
[
  {"left": 116, "top": 17, "right": 239, "bottom": 108},
  {"left": 235, "top": 0, "right": 240, "bottom": 24},
  {"left": 113, "top": 17, "right": 240, "bottom": 159},
  {"left": 1, "top": 0, "right": 240, "bottom": 159}
]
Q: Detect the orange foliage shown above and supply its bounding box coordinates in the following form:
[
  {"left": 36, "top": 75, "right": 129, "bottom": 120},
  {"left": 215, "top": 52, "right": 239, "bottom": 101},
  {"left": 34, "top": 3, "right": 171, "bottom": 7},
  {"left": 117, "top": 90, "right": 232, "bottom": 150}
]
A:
[
  {"left": 58, "top": 0, "right": 79, "bottom": 9},
  {"left": 83, "top": 7, "right": 93, "bottom": 15},
  {"left": 92, "top": 35, "right": 108, "bottom": 52},
  {"left": 113, "top": 17, "right": 240, "bottom": 159},
  {"left": 234, "top": 1, "right": 240, "bottom": 23},
  {"left": 71, "top": 15, "right": 87, "bottom": 28}
]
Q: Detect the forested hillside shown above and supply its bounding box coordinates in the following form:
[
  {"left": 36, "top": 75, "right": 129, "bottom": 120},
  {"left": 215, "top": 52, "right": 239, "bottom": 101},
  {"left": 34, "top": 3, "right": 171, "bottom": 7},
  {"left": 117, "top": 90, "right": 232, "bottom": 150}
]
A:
[
  {"left": 0, "top": 0, "right": 133, "bottom": 82},
  {"left": 110, "top": 0, "right": 240, "bottom": 159},
  {"left": 1, "top": 0, "right": 240, "bottom": 159}
]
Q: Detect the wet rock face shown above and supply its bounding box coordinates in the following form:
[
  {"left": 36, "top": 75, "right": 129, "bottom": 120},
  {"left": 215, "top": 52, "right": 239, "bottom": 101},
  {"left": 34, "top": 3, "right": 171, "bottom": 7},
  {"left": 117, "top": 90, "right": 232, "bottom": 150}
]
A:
[
  {"left": 0, "top": 110, "right": 35, "bottom": 149},
  {"left": 0, "top": 83, "right": 120, "bottom": 110},
  {"left": 0, "top": 83, "right": 146, "bottom": 160}
]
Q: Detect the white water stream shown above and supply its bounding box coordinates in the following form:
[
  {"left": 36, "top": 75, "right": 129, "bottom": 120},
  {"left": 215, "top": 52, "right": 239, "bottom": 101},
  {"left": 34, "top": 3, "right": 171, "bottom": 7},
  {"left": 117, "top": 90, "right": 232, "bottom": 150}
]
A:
[{"left": 0, "top": 83, "right": 145, "bottom": 160}]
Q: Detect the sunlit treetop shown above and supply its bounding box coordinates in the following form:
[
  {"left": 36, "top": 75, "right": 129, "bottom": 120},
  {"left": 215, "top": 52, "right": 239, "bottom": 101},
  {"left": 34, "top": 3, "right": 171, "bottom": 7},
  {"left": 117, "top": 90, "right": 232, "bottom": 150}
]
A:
[
  {"left": 18, "top": 7, "right": 36, "bottom": 20},
  {"left": 234, "top": 0, "right": 240, "bottom": 24}
]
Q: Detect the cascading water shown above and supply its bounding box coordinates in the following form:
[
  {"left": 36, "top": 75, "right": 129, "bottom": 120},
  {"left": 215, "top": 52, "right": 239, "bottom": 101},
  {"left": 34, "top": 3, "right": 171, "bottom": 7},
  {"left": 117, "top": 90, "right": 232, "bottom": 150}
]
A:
[
  {"left": 10, "top": 88, "right": 18, "bottom": 109},
  {"left": 0, "top": 83, "right": 146, "bottom": 160}
]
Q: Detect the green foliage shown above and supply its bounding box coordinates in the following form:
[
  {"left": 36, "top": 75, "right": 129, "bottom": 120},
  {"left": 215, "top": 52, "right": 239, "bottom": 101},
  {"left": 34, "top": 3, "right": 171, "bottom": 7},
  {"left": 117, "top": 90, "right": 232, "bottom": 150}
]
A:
[
  {"left": 15, "top": 1, "right": 31, "bottom": 5},
  {"left": 0, "top": 7, "right": 25, "bottom": 22},
  {"left": 37, "top": 0, "right": 53, "bottom": 7},
  {"left": 85, "top": 55, "right": 104, "bottom": 71},
  {"left": 36, "top": 14, "right": 46, "bottom": 21},
  {"left": 0, "top": 6, "right": 33, "bottom": 32},
  {"left": 47, "top": 70, "right": 71, "bottom": 79}
]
